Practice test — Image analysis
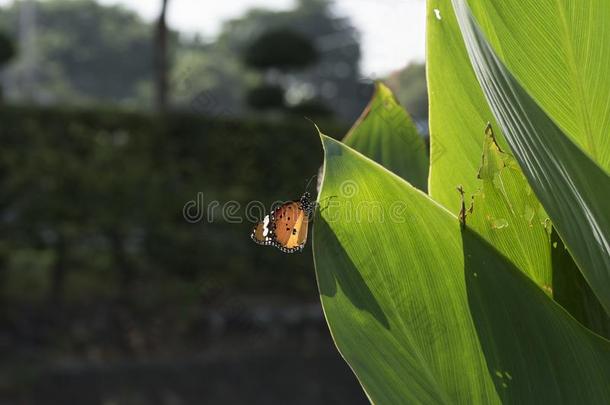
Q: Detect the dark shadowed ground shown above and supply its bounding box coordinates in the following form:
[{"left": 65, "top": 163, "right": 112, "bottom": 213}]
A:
[{"left": 0, "top": 299, "right": 368, "bottom": 405}]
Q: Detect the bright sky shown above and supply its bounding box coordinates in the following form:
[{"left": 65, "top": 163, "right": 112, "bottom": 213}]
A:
[{"left": 1, "top": 0, "right": 427, "bottom": 77}]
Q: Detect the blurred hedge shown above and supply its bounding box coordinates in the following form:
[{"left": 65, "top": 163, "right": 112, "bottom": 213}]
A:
[{"left": 0, "top": 106, "right": 347, "bottom": 305}]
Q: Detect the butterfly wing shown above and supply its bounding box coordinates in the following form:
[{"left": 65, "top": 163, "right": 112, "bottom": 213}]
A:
[
  {"left": 251, "top": 214, "right": 274, "bottom": 245},
  {"left": 272, "top": 202, "right": 309, "bottom": 253},
  {"left": 290, "top": 212, "right": 309, "bottom": 248}
]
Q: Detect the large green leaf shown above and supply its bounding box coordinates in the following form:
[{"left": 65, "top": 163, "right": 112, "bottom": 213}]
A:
[
  {"left": 427, "top": 0, "right": 506, "bottom": 212},
  {"left": 343, "top": 82, "right": 429, "bottom": 191},
  {"left": 452, "top": 0, "right": 610, "bottom": 314},
  {"left": 466, "top": 0, "right": 610, "bottom": 171},
  {"left": 315, "top": 137, "right": 496, "bottom": 404},
  {"left": 427, "top": 0, "right": 552, "bottom": 291},
  {"left": 313, "top": 134, "right": 610, "bottom": 403}
]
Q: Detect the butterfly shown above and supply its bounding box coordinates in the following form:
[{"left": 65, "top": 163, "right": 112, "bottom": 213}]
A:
[{"left": 251, "top": 192, "right": 315, "bottom": 253}]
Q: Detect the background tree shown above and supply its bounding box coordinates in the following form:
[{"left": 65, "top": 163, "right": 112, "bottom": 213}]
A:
[
  {"left": 0, "top": 30, "right": 15, "bottom": 104},
  {"left": 0, "top": 29, "right": 14, "bottom": 301},
  {"left": 243, "top": 28, "right": 317, "bottom": 72},
  {"left": 154, "top": 0, "right": 170, "bottom": 113},
  {"left": 0, "top": 0, "right": 160, "bottom": 107},
  {"left": 0, "top": 0, "right": 370, "bottom": 122},
  {"left": 243, "top": 28, "right": 318, "bottom": 111},
  {"left": 215, "top": 0, "right": 371, "bottom": 122}
]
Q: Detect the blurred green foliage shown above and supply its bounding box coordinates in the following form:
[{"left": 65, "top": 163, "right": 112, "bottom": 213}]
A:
[
  {"left": 0, "top": 106, "right": 346, "bottom": 305},
  {"left": 0, "top": 29, "right": 15, "bottom": 103},
  {"left": 0, "top": 0, "right": 371, "bottom": 122},
  {"left": 246, "top": 84, "right": 286, "bottom": 110},
  {"left": 184, "top": 0, "right": 370, "bottom": 121},
  {"left": 243, "top": 27, "right": 319, "bottom": 112},
  {"left": 0, "top": 0, "right": 161, "bottom": 106},
  {"left": 287, "top": 98, "right": 333, "bottom": 118},
  {"left": 243, "top": 28, "right": 318, "bottom": 72},
  {"left": 0, "top": 30, "right": 15, "bottom": 65}
]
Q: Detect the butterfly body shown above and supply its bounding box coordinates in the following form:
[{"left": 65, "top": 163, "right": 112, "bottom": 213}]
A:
[{"left": 251, "top": 192, "right": 314, "bottom": 253}]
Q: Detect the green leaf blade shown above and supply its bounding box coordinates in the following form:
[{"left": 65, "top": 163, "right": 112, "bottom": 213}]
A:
[
  {"left": 451, "top": 0, "right": 610, "bottom": 314},
  {"left": 427, "top": 0, "right": 553, "bottom": 292},
  {"left": 462, "top": 226, "right": 610, "bottom": 404},
  {"left": 427, "top": 0, "right": 507, "bottom": 213},
  {"left": 343, "top": 82, "right": 429, "bottom": 191},
  {"left": 467, "top": 0, "right": 610, "bottom": 171},
  {"left": 315, "top": 135, "right": 499, "bottom": 404},
  {"left": 313, "top": 134, "right": 610, "bottom": 403}
]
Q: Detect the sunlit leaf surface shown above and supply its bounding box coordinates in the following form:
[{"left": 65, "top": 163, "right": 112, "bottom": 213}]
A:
[
  {"left": 467, "top": 0, "right": 610, "bottom": 171},
  {"left": 452, "top": 0, "right": 610, "bottom": 315},
  {"left": 343, "top": 82, "right": 429, "bottom": 191},
  {"left": 427, "top": 0, "right": 552, "bottom": 292},
  {"left": 313, "top": 135, "right": 610, "bottom": 403}
]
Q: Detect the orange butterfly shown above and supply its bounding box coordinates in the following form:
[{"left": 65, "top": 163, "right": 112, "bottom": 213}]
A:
[{"left": 251, "top": 192, "right": 315, "bottom": 253}]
